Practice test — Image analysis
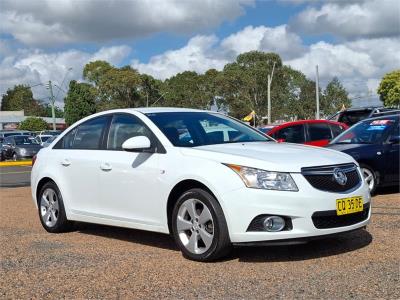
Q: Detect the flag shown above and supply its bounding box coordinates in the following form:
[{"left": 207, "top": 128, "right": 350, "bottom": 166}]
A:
[{"left": 243, "top": 110, "right": 255, "bottom": 122}]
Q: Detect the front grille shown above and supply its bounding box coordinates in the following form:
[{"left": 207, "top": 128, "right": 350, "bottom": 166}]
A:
[
  {"left": 302, "top": 163, "right": 361, "bottom": 193},
  {"left": 312, "top": 203, "right": 370, "bottom": 229}
]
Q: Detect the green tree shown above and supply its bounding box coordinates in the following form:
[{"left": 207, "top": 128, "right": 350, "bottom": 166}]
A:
[
  {"left": 162, "top": 71, "right": 213, "bottom": 109},
  {"left": 377, "top": 70, "right": 400, "bottom": 107},
  {"left": 83, "top": 60, "right": 114, "bottom": 85},
  {"left": 18, "top": 117, "right": 48, "bottom": 131},
  {"left": 219, "top": 51, "right": 284, "bottom": 122},
  {"left": 321, "top": 77, "right": 351, "bottom": 117},
  {"left": 1, "top": 85, "right": 37, "bottom": 113},
  {"left": 139, "top": 74, "right": 163, "bottom": 107},
  {"left": 281, "top": 66, "right": 317, "bottom": 120},
  {"left": 64, "top": 80, "right": 97, "bottom": 126},
  {"left": 96, "top": 66, "right": 142, "bottom": 111}
]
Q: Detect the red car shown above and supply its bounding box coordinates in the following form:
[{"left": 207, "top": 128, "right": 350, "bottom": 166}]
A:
[{"left": 267, "top": 120, "right": 349, "bottom": 147}]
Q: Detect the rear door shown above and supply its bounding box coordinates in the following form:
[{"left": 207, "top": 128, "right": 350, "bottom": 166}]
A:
[
  {"left": 306, "top": 123, "right": 333, "bottom": 146},
  {"left": 52, "top": 115, "right": 111, "bottom": 215}
]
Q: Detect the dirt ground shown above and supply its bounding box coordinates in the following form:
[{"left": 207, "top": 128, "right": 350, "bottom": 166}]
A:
[{"left": 0, "top": 187, "right": 399, "bottom": 299}]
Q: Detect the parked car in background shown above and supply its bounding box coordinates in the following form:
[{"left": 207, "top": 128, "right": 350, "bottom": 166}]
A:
[
  {"left": 258, "top": 125, "right": 276, "bottom": 135},
  {"left": 35, "top": 134, "right": 53, "bottom": 146},
  {"left": 31, "top": 108, "right": 370, "bottom": 261},
  {"left": 42, "top": 135, "right": 58, "bottom": 147},
  {"left": 39, "top": 130, "right": 62, "bottom": 136},
  {"left": 267, "top": 120, "right": 348, "bottom": 147},
  {"left": 329, "top": 107, "right": 400, "bottom": 127},
  {"left": 0, "top": 135, "right": 42, "bottom": 161},
  {"left": 327, "top": 114, "right": 399, "bottom": 193},
  {"left": 0, "top": 130, "right": 32, "bottom": 138}
]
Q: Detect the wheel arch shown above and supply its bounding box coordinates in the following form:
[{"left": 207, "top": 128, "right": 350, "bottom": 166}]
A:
[
  {"left": 36, "top": 177, "right": 56, "bottom": 204},
  {"left": 166, "top": 179, "right": 220, "bottom": 234}
]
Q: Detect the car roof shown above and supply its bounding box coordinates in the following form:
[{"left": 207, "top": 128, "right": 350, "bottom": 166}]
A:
[
  {"left": 132, "top": 107, "right": 208, "bottom": 114},
  {"left": 362, "top": 114, "right": 400, "bottom": 123},
  {"left": 274, "top": 119, "right": 345, "bottom": 127}
]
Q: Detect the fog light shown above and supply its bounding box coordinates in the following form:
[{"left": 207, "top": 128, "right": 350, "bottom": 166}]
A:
[{"left": 263, "top": 216, "right": 285, "bottom": 232}]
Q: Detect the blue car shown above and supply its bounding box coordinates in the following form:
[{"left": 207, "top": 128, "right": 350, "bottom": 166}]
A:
[{"left": 327, "top": 114, "right": 399, "bottom": 193}]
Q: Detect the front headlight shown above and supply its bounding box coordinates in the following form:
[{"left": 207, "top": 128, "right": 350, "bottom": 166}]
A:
[{"left": 225, "top": 164, "right": 298, "bottom": 191}]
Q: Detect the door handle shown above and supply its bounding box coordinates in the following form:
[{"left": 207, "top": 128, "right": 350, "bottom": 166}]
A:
[
  {"left": 61, "top": 159, "right": 71, "bottom": 167},
  {"left": 100, "top": 162, "right": 112, "bottom": 171}
]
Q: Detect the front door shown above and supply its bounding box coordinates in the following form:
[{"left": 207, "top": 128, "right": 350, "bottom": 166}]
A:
[{"left": 97, "top": 113, "right": 165, "bottom": 227}]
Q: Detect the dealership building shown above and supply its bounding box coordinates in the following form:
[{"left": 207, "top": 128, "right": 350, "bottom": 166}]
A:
[{"left": 0, "top": 110, "right": 66, "bottom": 130}]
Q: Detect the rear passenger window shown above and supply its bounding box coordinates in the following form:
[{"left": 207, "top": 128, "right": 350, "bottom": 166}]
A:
[
  {"left": 107, "top": 114, "right": 152, "bottom": 150},
  {"left": 54, "top": 116, "right": 109, "bottom": 150},
  {"left": 308, "top": 123, "right": 332, "bottom": 141},
  {"left": 274, "top": 125, "right": 305, "bottom": 143}
]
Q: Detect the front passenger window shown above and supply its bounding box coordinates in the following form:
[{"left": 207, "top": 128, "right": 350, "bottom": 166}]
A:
[{"left": 107, "top": 114, "right": 152, "bottom": 150}]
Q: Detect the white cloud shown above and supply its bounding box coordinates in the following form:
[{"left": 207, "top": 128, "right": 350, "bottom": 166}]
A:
[
  {"left": 133, "top": 25, "right": 305, "bottom": 79},
  {"left": 0, "top": 46, "right": 131, "bottom": 106},
  {"left": 221, "top": 25, "right": 305, "bottom": 59},
  {"left": 286, "top": 37, "right": 400, "bottom": 101},
  {"left": 0, "top": 0, "right": 252, "bottom": 46},
  {"left": 290, "top": 0, "right": 400, "bottom": 39},
  {"left": 132, "top": 25, "right": 399, "bottom": 105},
  {"left": 132, "top": 35, "right": 228, "bottom": 80}
]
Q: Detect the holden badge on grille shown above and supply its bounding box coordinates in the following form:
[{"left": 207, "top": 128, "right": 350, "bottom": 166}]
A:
[{"left": 333, "top": 168, "right": 347, "bottom": 186}]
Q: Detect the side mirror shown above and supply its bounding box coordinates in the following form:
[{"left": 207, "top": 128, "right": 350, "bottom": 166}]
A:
[
  {"left": 122, "top": 136, "right": 152, "bottom": 152},
  {"left": 389, "top": 136, "right": 400, "bottom": 144},
  {"left": 277, "top": 138, "right": 286, "bottom": 143}
]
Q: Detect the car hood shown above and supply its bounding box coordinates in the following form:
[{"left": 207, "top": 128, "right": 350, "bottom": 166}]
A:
[
  {"left": 180, "top": 142, "right": 355, "bottom": 172},
  {"left": 326, "top": 143, "right": 373, "bottom": 152}
]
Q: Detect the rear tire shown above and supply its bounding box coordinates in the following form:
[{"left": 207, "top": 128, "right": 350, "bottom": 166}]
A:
[
  {"left": 360, "top": 164, "right": 377, "bottom": 194},
  {"left": 38, "top": 181, "right": 73, "bottom": 233},
  {"left": 171, "top": 188, "right": 231, "bottom": 261}
]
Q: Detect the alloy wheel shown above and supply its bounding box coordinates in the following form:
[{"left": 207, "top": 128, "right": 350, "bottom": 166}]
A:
[
  {"left": 176, "top": 198, "right": 214, "bottom": 255},
  {"left": 40, "top": 188, "right": 60, "bottom": 227},
  {"left": 362, "top": 168, "right": 375, "bottom": 192}
]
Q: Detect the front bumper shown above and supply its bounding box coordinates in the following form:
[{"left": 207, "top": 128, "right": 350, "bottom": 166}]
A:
[{"left": 220, "top": 173, "right": 371, "bottom": 243}]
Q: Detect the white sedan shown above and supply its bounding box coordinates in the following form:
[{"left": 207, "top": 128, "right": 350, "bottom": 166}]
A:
[{"left": 31, "top": 108, "right": 371, "bottom": 261}]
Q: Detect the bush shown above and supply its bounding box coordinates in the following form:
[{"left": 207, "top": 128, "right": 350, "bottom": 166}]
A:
[{"left": 18, "top": 117, "right": 48, "bottom": 131}]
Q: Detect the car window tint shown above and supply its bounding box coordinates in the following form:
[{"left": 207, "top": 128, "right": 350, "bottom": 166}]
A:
[
  {"left": 308, "top": 123, "right": 332, "bottom": 141},
  {"left": 390, "top": 123, "right": 399, "bottom": 138},
  {"left": 107, "top": 114, "right": 152, "bottom": 150},
  {"left": 330, "top": 124, "right": 344, "bottom": 137},
  {"left": 274, "top": 125, "right": 305, "bottom": 143},
  {"left": 70, "top": 116, "right": 109, "bottom": 150}
]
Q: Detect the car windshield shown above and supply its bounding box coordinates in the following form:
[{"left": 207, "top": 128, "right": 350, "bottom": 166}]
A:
[
  {"left": 331, "top": 119, "right": 396, "bottom": 144},
  {"left": 14, "top": 136, "right": 39, "bottom": 145},
  {"left": 146, "top": 112, "right": 272, "bottom": 147}
]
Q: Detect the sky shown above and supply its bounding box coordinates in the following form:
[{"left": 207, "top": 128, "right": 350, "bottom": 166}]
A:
[{"left": 0, "top": 0, "right": 399, "bottom": 108}]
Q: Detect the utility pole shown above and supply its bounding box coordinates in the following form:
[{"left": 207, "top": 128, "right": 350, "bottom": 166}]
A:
[
  {"left": 315, "top": 65, "right": 320, "bottom": 119},
  {"left": 47, "top": 80, "right": 56, "bottom": 131},
  {"left": 267, "top": 62, "right": 276, "bottom": 124}
]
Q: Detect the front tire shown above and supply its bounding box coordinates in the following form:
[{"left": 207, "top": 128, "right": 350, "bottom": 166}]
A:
[
  {"left": 361, "top": 164, "right": 377, "bottom": 194},
  {"left": 171, "top": 188, "right": 231, "bottom": 261},
  {"left": 38, "top": 181, "right": 73, "bottom": 233}
]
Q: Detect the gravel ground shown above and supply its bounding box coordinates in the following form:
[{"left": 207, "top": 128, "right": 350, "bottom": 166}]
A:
[{"left": 0, "top": 187, "right": 399, "bottom": 299}]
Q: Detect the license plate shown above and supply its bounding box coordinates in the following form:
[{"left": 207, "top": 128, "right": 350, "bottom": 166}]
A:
[{"left": 336, "top": 196, "right": 363, "bottom": 216}]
